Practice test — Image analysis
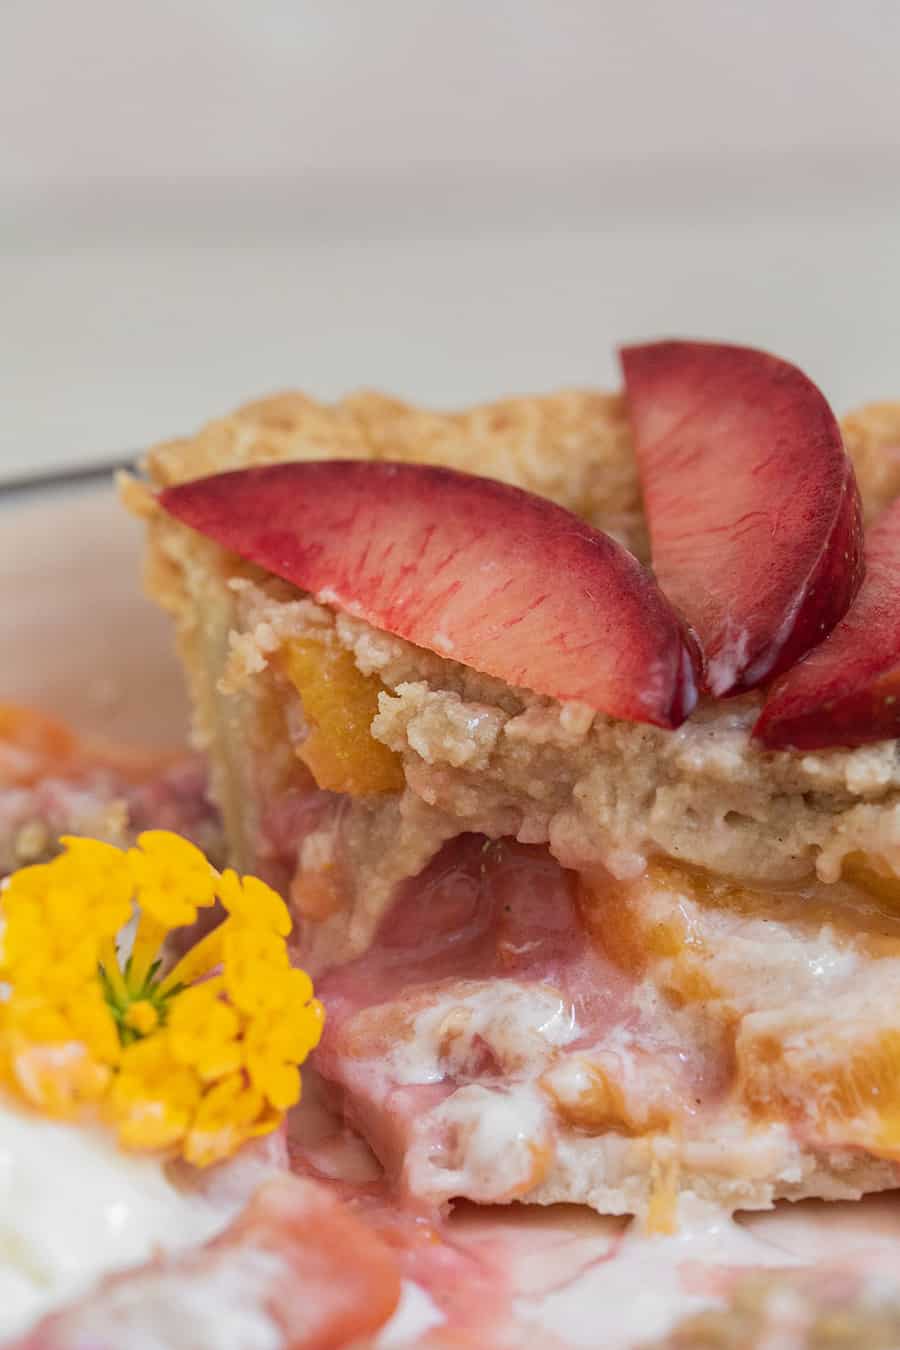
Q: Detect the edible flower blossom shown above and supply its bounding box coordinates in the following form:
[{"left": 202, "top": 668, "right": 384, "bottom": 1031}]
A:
[{"left": 0, "top": 831, "right": 323, "bottom": 1165}]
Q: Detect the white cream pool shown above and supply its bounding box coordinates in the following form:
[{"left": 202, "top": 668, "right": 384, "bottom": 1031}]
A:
[{"left": 0, "top": 1099, "right": 228, "bottom": 1339}]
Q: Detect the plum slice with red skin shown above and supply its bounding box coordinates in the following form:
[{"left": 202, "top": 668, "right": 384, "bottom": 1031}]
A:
[
  {"left": 621, "top": 340, "right": 864, "bottom": 696},
  {"left": 754, "top": 497, "right": 900, "bottom": 749},
  {"left": 160, "top": 460, "right": 698, "bottom": 729}
]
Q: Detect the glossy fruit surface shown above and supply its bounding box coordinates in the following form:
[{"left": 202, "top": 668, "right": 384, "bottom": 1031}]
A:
[
  {"left": 621, "top": 340, "right": 864, "bottom": 695},
  {"left": 755, "top": 498, "right": 900, "bottom": 749},
  {"left": 161, "top": 461, "right": 698, "bottom": 728}
]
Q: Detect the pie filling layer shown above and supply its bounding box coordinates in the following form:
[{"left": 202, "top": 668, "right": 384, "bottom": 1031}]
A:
[
  {"left": 313, "top": 836, "right": 900, "bottom": 1224},
  {"left": 176, "top": 578, "right": 900, "bottom": 1225}
]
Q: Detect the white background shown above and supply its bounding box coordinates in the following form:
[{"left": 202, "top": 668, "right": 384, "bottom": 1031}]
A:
[{"left": 3, "top": 0, "right": 900, "bottom": 476}]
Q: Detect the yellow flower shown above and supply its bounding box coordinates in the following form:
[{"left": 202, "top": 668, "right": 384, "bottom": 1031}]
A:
[
  {"left": 109, "top": 1035, "right": 201, "bottom": 1152},
  {"left": 128, "top": 831, "right": 218, "bottom": 929},
  {"left": 183, "top": 1073, "right": 276, "bottom": 1168},
  {"left": 0, "top": 831, "right": 323, "bottom": 1168},
  {"left": 167, "top": 983, "right": 242, "bottom": 1082},
  {"left": 217, "top": 869, "right": 292, "bottom": 935}
]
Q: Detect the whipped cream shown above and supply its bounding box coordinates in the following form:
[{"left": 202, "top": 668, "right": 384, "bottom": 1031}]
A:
[{"left": 0, "top": 1098, "right": 228, "bottom": 1339}]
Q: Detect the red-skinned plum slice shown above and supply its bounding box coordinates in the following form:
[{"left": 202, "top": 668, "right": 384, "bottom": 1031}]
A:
[
  {"left": 621, "top": 340, "right": 864, "bottom": 696},
  {"left": 755, "top": 497, "right": 900, "bottom": 749},
  {"left": 160, "top": 461, "right": 698, "bottom": 729}
]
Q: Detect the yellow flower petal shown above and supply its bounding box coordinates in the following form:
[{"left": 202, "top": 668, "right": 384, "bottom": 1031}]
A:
[
  {"left": 243, "top": 998, "right": 322, "bottom": 1110},
  {"left": 279, "top": 967, "right": 317, "bottom": 1017},
  {"left": 221, "top": 926, "right": 289, "bottom": 1016},
  {"left": 244, "top": 1022, "right": 302, "bottom": 1111},
  {"left": 158, "top": 923, "right": 225, "bottom": 994},
  {"left": 99, "top": 936, "right": 129, "bottom": 1005},
  {"left": 109, "top": 1034, "right": 201, "bottom": 1151},
  {"left": 57, "top": 837, "right": 135, "bottom": 935},
  {"left": 127, "top": 911, "right": 170, "bottom": 992},
  {"left": 117, "top": 1032, "right": 172, "bottom": 1075},
  {"left": 65, "top": 984, "right": 122, "bottom": 1065},
  {"left": 167, "top": 984, "right": 242, "bottom": 1082},
  {"left": 2, "top": 860, "right": 57, "bottom": 899},
  {"left": 0, "top": 896, "right": 44, "bottom": 969},
  {"left": 217, "top": 870, "right": 291, "bottom": 936},
  {"left": 183, "top": 1073, "right": 271, "bottom": 1167},
  {"left": 12, "top": 935, "right": 100, "bottom": 997},
  {"left": 6, "top": 997, "right": 70, "bottom": 1044},
  {"left": 2, "top": 842, "right": 132, "bottom": 974}
]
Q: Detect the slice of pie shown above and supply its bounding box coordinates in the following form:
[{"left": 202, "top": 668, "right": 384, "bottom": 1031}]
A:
[{"left": 129, "top": 341, "right": 900, "bottom": 1230}]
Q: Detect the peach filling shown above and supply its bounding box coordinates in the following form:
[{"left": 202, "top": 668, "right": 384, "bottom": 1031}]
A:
[
  {"left": 313, "top": 840, "right": 722, "bottom": 1211},
  {"left": 582, "top": 859, "right": 900, "bottom": 1159},
  {"left": 282, "top": 637, "right": 404, "bottom": 795},
  {"left": 307, "top": 840, "right": 900, "bottom": 1213},
  {"left": 577, "top": 863, "right": 725, "bottom": 1007},
  {"left": 541, "top": 1054, "right": 674, "bottom": 1136},
  {"left": 581, "top": 858, "right": 900, "bottom": 990},
  {"left": 738, "top": 1024, "right": 900, "bottom": 1157},
  {"left": 842, "top": 851, "right": 900, "bottom": 908}
]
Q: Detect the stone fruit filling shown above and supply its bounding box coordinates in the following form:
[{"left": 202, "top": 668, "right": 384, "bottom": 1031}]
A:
[{"left": 153, "top": 339, "right": 900, "bottom": 1229}]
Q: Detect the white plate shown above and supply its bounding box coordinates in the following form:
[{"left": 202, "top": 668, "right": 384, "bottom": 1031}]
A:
[
  {"left": 6, "top": 480, "right": 900, "bottom": 1348},
  {"left": 0, "top": 481, "right": 188, "bottom": 745}
]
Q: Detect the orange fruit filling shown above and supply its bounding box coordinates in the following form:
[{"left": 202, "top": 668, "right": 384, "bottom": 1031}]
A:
[
  {"left": 663, "top": 858, "right": 900, "bottom": 955},
  {"left": 582, "top": 858, "right": 900, "bottom": 1154},
  {"left": 581, "top": 857, "right": 900, "bottom": 993},
  {"left": 289, "top": 866, "right": 344, "bottom": 921},
  {"left": 646, "top": 1150, "right": 680, "bottom": 1236},
  {"left": 542, "top": 1056, "right": 671, "bottom": 1136},
  {"left": 577, "top": 865, "right": 718, "bottom": 1007},
  {"left": 739, "top": 1026, "right": 900, "bottom": 1154},
  {"left": 283, "top": 639, "right": 404, "bottom": 795},
  {"left": 0, "top": 702, "right": 77, "bottom": 785},
  {"left": 842, "top": 851, "right": 900, "bottom": 908}
]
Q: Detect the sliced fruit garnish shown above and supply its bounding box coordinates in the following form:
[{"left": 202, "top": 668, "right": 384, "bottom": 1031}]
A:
[
  {"left": 754, "top": 498, "right": 900, "bottom": 749},
  {"left": 160, "top": 461, "right": 698, "bottom": 728},
  {"left": 621, "top": 340, "right": 864, "bottom": 695}
]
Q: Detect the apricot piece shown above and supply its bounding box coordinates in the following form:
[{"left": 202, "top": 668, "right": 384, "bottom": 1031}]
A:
[{"left": 283, "top": 638, "right": 404, "bottom": 795}]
